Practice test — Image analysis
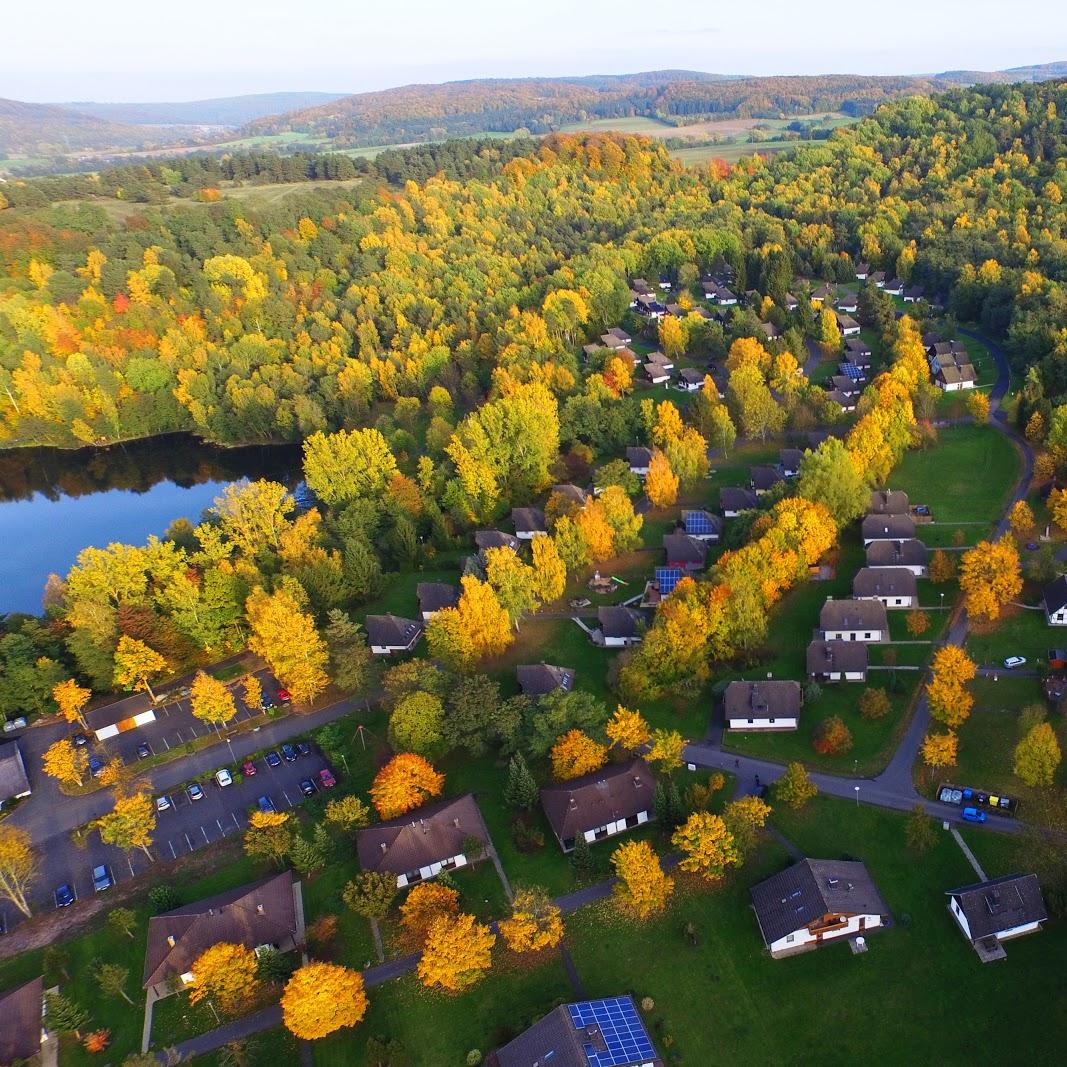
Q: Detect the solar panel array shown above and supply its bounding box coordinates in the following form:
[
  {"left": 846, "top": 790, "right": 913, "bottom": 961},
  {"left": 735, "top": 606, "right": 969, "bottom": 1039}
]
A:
[
  {"left": 842, "top": 362, "right": 864, "bottom": 381},
  {"left": 568, "top": 997, "right": 656, "bottom": 1067},
  {"left": 683, "top": 510, "right": 716, "bottom": 535},
  {"left": 654, "top": 567, "right": 683, "bottom": 596}
]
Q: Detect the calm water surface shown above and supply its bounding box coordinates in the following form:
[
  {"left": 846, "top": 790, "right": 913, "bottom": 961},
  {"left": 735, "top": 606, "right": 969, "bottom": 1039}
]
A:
[{"left": 0, "top": 436, "right": 302, "bottom": 615}]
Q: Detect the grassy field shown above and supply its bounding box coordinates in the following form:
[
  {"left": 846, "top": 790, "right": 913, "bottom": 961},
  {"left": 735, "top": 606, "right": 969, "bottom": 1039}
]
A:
[{"left": 671, "top": 140, "right": 795, "bottom": 166}]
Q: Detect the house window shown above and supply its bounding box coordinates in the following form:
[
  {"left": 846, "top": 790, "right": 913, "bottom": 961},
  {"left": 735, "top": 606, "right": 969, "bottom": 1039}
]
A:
[
  {"left": 747, "top": 718, "right": 754, "bottom": 724},
  {"left": 785, "top": 934, "right": 794, "bottom": 943},
  {"left": 864, "top": 633, "right": 871, "bottom": 639},
  {"left": 769, "top": 718, "right": 776, "bottom": 724}
]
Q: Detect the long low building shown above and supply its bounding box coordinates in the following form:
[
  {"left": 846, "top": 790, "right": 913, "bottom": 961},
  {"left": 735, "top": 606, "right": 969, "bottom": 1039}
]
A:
[
  {"left": 819, "top": 598, "right": 888, "bottom": 642},
  {"left": 861, "top": 514, "right": 916, "bottom": 545},
  {"left": 852, "top": 566, "right": 918, "bottom": 609},
  {"left": 947, "top": 874, "right": 1047, "bottom": 962},
  {"left": 806, "top": 640, "right": 868, "bottom": 683},
  {"left": 865, "top": 538, "right": 929, "bottom": 576},
  {"left": 724, "top": 680, "right": 801, "bottom": 731}
]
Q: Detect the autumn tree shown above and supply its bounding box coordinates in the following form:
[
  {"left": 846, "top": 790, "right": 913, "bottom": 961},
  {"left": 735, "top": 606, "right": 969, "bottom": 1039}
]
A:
[
  {"left": 42, "top": 739, "right": 89, "bottom": 787},
  {"left": 426, "top": 576, "right": 513, "bottom": 668},
  {"left": 605, "top": 705, "right": 650, "bottom": 751},
  {"left": 611, "top": 840, "right": 674, "bottom": 919},
  {"left": 53, "top": 678, "right": 91, "bottom": 727},
  {"left": 797, "top": 437, "right": 865, "bottom": 525},
  {"left": 342, "top": 872, "right": 398, "bottom": 920},
  {"left": 647, "top": 728, "right": 686, "bottom": 774},
  {"left": 645, "top": 450, "right": 679, "bottom": 508},
  {"left": 929, "top": 549, "right": 956, "bottom": 584},
  {"left": 189, "top": 670, "right": 237, "bottom": 727},
  {"left": 927, "top": 645, "right": 977, "bottom": 729},
  {"left": 243, "top": 810, "right": 292, "bottom": 866},
  {"left": 905, "top": 610, "right": 930, "bottom": 637},
  {"left": 282, "top": 963, "right": 368, "bottom": 1040},
  {"left": 906, "top": 805, "right": 938, "bottom": 853},
  {"left": 399, "top": 882, "right": 460, "bottom": 942},
  {"left": 858, "top": 687, "right": 892, "bottom": 720},
  {"left": 324, "top": 794, "right": 371, "bottom": 832},
  {"left": 242, "top": 675, "right": 263, "bottom": 713},
  {"left": 922, "top": 730, "right": 958, "bottom": 767},
  {"left": 773, "top": 761, "right": 817, "bottom": 810},
  {"left": 551, "top": 729, "right": 608, "bottom": 780},
  {"left": 97, "top": 791, "right": 155, "bottom": 859},
  {"left": 672, "top": 812, "right": 740, "bottom": 880},
  {"left": 417, "top": 912, "right": 496, "bottom": 992},
  {"left": 959, "top": 540, "right": 1022, "bottom": 624},
  {"left": 246, "top": 585, "right": 329, "bottom": 705},
  {"left": 966, "top": 390, "right": 989, "bottom": 424},
  {"left": 723, "top": 795, "right": 772, "bottom": 858},
  {"left": 189, "top": 942, "right": 260, "bottom": 1016},
  {"left": 727, "top": 362, "right": 785, "bottom": 440},
  {"left": 303, "top": 428, "right": 398, "bottom": 505},
  {"left": 1049, "top": 487, "right": 1067, "bottom": 531},
  {"left": 530, "top": 533, "right": 567, "bottom": 604},
  {"left": 1009, "top": 500, "right": 1035, "bottom": 539},
  {"left": 388, "top": 691, "right": 445, "bottom": 757},
  {"left": 370, "top": 753, "right": 445, "bottom": 818},
  {"left": 812, "top": 716, "right": 853, "bottom": 756},
  {"left": 659, "top": 315, "right": 687, "bottom": 359},
  {"left": 498, "top": 887, "right": 564, "bottom": 954},
  {"left": 484, "top": 546, "right": 538, "bottom": 629},
  {"left": 0, "top": 825, "right": 38, "bottom": 916},
  {"left": 113, "top": 636, "right": 167, "bottom": 701},
  {"left": 817, "top": 307, "right": 843, "bottom": 355},
  {"left": 1014, "top": 722, "right": 1062, "bottom": 786}
]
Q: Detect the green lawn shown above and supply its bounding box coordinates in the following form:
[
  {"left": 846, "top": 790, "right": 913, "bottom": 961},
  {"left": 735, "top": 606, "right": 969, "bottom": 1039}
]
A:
[{"left": 965, "top": 606, "right": 1051, "bottom": 669}]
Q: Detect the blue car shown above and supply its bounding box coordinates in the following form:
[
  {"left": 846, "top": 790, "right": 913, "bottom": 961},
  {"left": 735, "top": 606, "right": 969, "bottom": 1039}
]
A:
[
  {"left": 256, "top": 795, "right": 277, "bottom": 814},
  {"left": 265, "top": 750, "right": 282, "bottom": 769},
  {"left": 88, "top": 755, "right": 105, "bottom": 778},
  {"left": 281, "top": 743, "right": 297, "bottom": 763},
  {"left": 54, "top": 883, "right": 76, "bottom": 908},
  {"left": 961, "top": 806, "right": 987, "bottom": 824}
]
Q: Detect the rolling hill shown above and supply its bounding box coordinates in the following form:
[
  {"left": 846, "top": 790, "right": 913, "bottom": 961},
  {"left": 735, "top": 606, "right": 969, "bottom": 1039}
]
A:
[{"left": 933, "top": 60, "right": 1067, "bottom": 85}]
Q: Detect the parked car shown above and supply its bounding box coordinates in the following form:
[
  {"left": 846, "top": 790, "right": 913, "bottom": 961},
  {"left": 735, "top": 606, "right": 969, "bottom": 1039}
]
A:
[
  {"left": 1004, "top": 656, "right": 1027, "bottom": 669},
  {"left": 260, "top": 698, "right": 277, "bottom": 712},
  {"left": 136, "top": 741, "right": 152, "bottom": 759},
  {"left": 88, "top": 755, "right": 105, "bottom": 778},
  {"left": 3, "top": 716, "right": 27, "bottom": 732},
  {"left": 242, "top": 760, "right": 257, "bottom": 777},
  {"left": 155, "top": 795, "right": 172, "bottom": 813},
  {"left": 295, "top": 741, "right": 311, "bottom": 758},
  {"left": 54, "top": 883, "right": 75, "bottom": 908},
  {"left": 187, "top": 783, "right": 204, "bottom": 802},
  {"left": 281, "top": 743, "right": 297, "bottom": 763},
  {"left": 318, "top": 768, "right": 337, "bottom": 789},
  {"left": 962, "top": 806, "right": 988, "bottom": 824},
  {"left": 215, "top": 769, "right": 233, "bottom": 788},
  {"left": 298, "top": 778, "right": 316, "bottom": 798},
  {"left": 71, "top": 732, "right": 89, "bottom": 747},
  {"left": 92, "top": 864, "right": 112, "bottom": 892},
  {"left": 256, "top": 795, "right": 277, "bottom": 814},
  {"left": 276, "top": 688, "right": 292, "bottom": 705},
  {"left": 265, "top": 750, "right": 282, "bottom": 769}
]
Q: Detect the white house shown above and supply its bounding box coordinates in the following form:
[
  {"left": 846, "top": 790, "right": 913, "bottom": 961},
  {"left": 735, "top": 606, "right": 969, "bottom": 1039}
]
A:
[
  {"left": 366, "top": 615, "right": 424, "bottom": 656},
  {"left": 416, "top": 582, "right": 459, "bottom": 621},
  {"left": 1044, "top": 576, "right": 1067, "bottom": 625},
  {"left": 596, "top": 606, "right": 645, "bottom": 648},
  {"left": 720, "top": 486, "right": 759, "bottom": 517},
  {"left": 626, "top": 446, "right": 652, "bottom": 478},
  {"left": 751, "top": 858, "right": 890, "bottom": 958},
  {"left": 947, "top": 874, "right": 1046, "bottom": 962},
  {"left": 852, "top": 566, "right": 918, "bottom": 609},
  {"left": 866, "top": 538, "right": 929, "bottom": 577},
  {"left": 806, "top": 640, "right": 868, "bottom": 683},
  {"left": 819, "top": 598, "right": 888, "bottom": 642},
  {"left": 724, "top": 680, "right": 801, "bottom": 731}
]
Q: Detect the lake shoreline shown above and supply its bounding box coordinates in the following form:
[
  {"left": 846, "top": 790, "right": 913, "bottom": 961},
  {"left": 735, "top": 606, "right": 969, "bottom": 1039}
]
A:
[{"left": 0, "top": 428, "right": 298, "bottom": 456}]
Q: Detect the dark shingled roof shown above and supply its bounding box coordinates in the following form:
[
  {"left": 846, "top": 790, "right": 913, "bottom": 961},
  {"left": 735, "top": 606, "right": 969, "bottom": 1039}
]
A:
[
  {"left": 861, "top": 514, "right": 916, "bottom": 541},
  {"left": 866, "top": 539, "right": 929, "bottom": 569},
  {"left": 819, "top": 598, "right": 888, "bottom": 633},
  {"left": 0, "top": 740, "right": 30, "bottom": 803},
  {"left": 365, "top": 614, "right": 423, "bottom": 649},
  {"left": 143, "top": 872, "right": 297, "bottom": 989},
  {"left": 720, "top": 486, "right": 759, "bottom": 512},
  {"left": 516, "top": 662, "right": 575, "bottom": 697},
  {"left": 1044, "top": 575, "right": 1067, "bottom": 615},
  {"left": 852, "top": 566, "right": 918, "bottom": 600},
  {"left": 724, "top": 681, "right": 801, "bottom": 721},
  {"left": 751, "top": 858, "right": 890, "bottom": 946},
  {"left": 627, "top": 446, "right": 652, "bottom": 467},
  {"left": 751, "top": 465, "right": 783, "bottom": 492},
  {"left": 475, "top": 530, "right": 520, "bottom": 553},
  {"left": 867, "top": 489, "right": 909, "bottom": 515},
  {"left": 597, "top": 606, "right": 646, "bottom": 639},
  {"left": 416, "top": 582, "right": 459, "bottom": 616},
  {"left": 662, "top": 533, "right": 707, "bottom": 566},
  {"left": 540, "top": 759, "right": 655, "bottom": 844},
  {"left": 0, "top": 976, "right": 43, "bottom": 1064},
  {"left": 357, "top": 794, "right": 488, "bottom": 877},
  {"left": 779, "top": 448, "right": 804, "bottom": 472},
  {"left": 947, "top": 874, "right": 1046, "bottom": 940},
  {"left": 511, "top": 507, "right": 547, "bottom": 536},
  {"left": 806, "top": 639, "right": 869, "bottom": 676},
  {"left": 551, "top": 484, "right": 589, "bottom": 506}
]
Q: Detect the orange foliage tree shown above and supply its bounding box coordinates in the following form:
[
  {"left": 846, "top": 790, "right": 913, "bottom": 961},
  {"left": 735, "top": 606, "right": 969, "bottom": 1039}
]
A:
[
  {"left": 370, "top": 753, "right": 445, "bottom": 818},
  {"left": 927, "top": 645, "right": 977, "bottom": 729},
  {"left": 498, "top": 887, "right": 564, "bottom": 954},
  {"left": 611, "top": 840, "right": 674, "bottom": 919},
  {"left": 959, "top": 540, "right": 1022, "bottom": 624},
  {"left": 399, "top": 882, "right": 460, "bottom": 943},
  {"left": 281, "top": 962, "right": 368, "bottom": 1040},
  {"left": 416, "top": 912, "right": 496, "bottom": 992},
  {"left": 645, "top": 450, "right": 679, "bottom": 508},
  {"left": 550, "top": 729, "right": 608, "bottom": 780},
  {"left": 921, "top": 731, "right": 958, "bottom": 767}
]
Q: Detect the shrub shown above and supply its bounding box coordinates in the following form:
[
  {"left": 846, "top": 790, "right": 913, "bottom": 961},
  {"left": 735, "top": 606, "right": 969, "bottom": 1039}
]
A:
[{"left": 812, "top": 716, "right": 853, "bottom": 756}]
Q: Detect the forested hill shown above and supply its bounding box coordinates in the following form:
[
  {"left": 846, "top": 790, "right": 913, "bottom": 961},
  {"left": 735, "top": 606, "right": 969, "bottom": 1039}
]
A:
[
  {"left": 61, "top": 92, "right": 350, "bottom": 128},
  {"left": 242, "top": 72, "right": 938, "bottom": 146}
]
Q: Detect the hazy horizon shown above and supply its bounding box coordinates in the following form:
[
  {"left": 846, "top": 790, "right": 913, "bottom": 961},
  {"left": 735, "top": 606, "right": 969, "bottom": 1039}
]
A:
[{"left": 6, "top": 0, "right": 1067, "bottom": 103}]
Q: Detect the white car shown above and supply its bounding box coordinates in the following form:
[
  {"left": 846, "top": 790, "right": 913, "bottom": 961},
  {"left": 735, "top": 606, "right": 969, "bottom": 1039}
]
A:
[
  {"left": 215, "top": 768, "right": 233, "bottom": 787},
  {"left": 1003, "top": 656, "right": 1027, "bottom": 669},
  {"left": 155, "top": 795, "right": 171, "bottom": 812}
]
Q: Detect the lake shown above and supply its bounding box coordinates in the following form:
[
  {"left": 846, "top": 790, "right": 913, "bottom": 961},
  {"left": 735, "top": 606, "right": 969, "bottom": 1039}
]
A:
[{"left": 0, "top": 435, "right": 303, "bottom": 616}]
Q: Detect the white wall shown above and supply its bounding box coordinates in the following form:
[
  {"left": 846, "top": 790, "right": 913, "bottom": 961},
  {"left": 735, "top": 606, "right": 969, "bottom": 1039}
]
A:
[
  {"left": 822, "top": 629, "right": 883, "bottom": 642},
  {"left": 728, "top": 717, "right": 798, "bottom": 731},
  {"left": 769, "top": 913, "right": 882, "bottom": 956}
]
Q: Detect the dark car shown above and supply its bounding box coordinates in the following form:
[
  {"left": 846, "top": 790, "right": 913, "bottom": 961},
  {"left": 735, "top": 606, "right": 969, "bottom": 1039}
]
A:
[
  {"left": 281, "top": 743, "right": 297, "bottom": 763},
  {"left": 265, "top": 750, "right": 282, "bottom": 769},
  {"left": 298, "top": 778, "right": 316, "bottom": 798},
  {"left": 256, "top": 795, "right": 277, "bottom": 814},
  {"left": 295, "top": 741, "right": 311, "bottom": 758},
  {"left": 88, "top": 754, "right": 105, "bottom": 778},
  {"left": 92, "top": 864, "right": 112, "bottom": 892},
  {"left": 136, "top": 742, "right": 151, "bottom": 759},
  {"left": 318, "top": 768, "right": 337, "bottom": 789},
  {"left": 71, "top": 732, "right": 89, "bottom": 747},
  {"left": 54, "top": 883, "right": 76, "bottom": 908},
  {"left": 276, "top": 689, "right": 292, "bottom": 705},
  {"left": 242, "top": 760, "right": 257, "bottom": 777}
]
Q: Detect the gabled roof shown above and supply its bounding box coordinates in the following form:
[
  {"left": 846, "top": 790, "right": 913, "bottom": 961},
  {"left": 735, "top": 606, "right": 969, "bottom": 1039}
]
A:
[
  {"left": 868, "top": 489, "right": 910, "bottom": 515},
  {"left": 853, "top": 566, "right": 918, "bottom": 599},
  {"left": 540, "top": 759, "right": 655, "bottom": 843},
  {"left": 806, "top": 639, "right": 869, "bottom": 675},
  {"left": 626, "top": 446, "right": 652, "bottom": 467},
  {"left": 724, "top": 681, "right": 801, "bottom": 720},
  {"left": 662, "top": 533, "right": 707, "bottom": 566},
  {"left": 720, "top": 486, "right": 759, "bottom": 512},
  {"left": 475, "top": 530, "right": 521, "bottom": 553},
  {"left": 779, "top": 448, "right": 804, "bottom": 471},
  {"left": 844, "top": 337, "right": 872, "bottom": 356},
  {"left": 416, "top": 582, "right": 459, "bottom": 616},
  {"left": 644, "top": 362, "right": 670, "bottom": 380},
  {"left": 937, "top": 363, "right": 977, "bottom": 385},
  {"left": 357, "top": 794, "right": 488, "bottom": 876},
  {"left": 947, "top": 874, "right": 1046, "bottom": 940},
  {"left": 866, "top": 539, "right": 929, "bottom": 568},
  {"left": 511, "top": 507, "right": 547, "bottom": 535},
  {"left": 552, "top": 484, "right": 589, "bottom": 506},
  {"left": 819, "top": 597, "right": 888, "bottom": 633},
  {"left": 0, "top": 740, "right": 30, "bottom": 802},
  {"left": 1044, "top": 575, "right": 1067, "bottom": 615},
  {"left": 0, "top": 976, "right": 44, "bottom": 1064},
  {"left": 678, "top": 367, "right": 705, "bottom": 385},
  {"left": 751, "top": 859, "right": 889, "bottom": 946},
  {"left": 826, "top": 389, "right": 855, "bottom": 409},
  {"left": 366, "top": 614, "right": 424, "bottom": 649},
  {"left": 606, "top": 327, "right": 631, "bottom": 343},
  {"left": 597, "top": 606, "right": 646, "bottom": 639},
  {"left": 600, "top": 332, "right": 627, "bottom": 348},
  {"left": 751, "top": 465, "right": 783, "bottom": 491},
  {"left": 682, "top": 509, "right": 722, "bottom": 537},
  {"left": 143, "top": 872, "right": 297, "bottom": 989},
  {"left": 836, "top": 313, "right": 861, "bottom": 331},
  {"left": 516, "top": 662, "right": 575, "bottom": 697},
  {"left": 861, "top": 514, "right": 916, "bottom": 541}
]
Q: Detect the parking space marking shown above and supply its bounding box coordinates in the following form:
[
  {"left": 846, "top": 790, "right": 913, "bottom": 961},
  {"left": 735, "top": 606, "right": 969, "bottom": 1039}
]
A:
[
  {"left": 201, "top": 826, "right": 209, "bottom": 843},
  {"left": 216, "top": 818, "right": 225, "bottom": 835},
  {"left": 282, "top": 789, "right": 293, "bottom": 808},
  {"left": 183, "top": 832, "right": 194, "bottom": 851},
  {"left": 169, "top": 840, "right": 177, "bottom": 859},
  {"left": 231, "top": 812, "right": 241, "bottom": 829}
]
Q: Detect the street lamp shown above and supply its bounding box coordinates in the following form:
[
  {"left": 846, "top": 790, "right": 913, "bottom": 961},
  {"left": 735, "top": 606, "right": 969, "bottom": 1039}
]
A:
[
  {"left": 940, "top": 591, "right": 945, "bottom": 610},
  {"left": 854, "top": 785, "right": 860, "bottom": 807}
]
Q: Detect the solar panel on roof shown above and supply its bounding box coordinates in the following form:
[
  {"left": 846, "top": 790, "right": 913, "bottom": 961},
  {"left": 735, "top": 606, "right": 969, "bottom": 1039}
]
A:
[
  {"left": 654, "top": 567, "right": 683, "bottom": 596},
  {"left": 842, "top": 363, "right": 863, "bottom": 381},
  {"left": 683, "top": 510, "right": 715, "bottom": 535},
  {"left": 568, "top": 998, "right": 656, "bottom": 1067}
]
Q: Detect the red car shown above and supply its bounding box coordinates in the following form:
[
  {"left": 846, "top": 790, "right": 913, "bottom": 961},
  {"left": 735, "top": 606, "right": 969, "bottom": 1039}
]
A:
[
  {"left": 242, "top": 760, "right": 257, "bottom": 777},
  {"left": 318, "top": 768, "right": 337, "bottom": 789}
]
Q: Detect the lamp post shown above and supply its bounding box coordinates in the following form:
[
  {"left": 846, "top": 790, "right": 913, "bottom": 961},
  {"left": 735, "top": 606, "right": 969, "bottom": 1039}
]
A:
[
  {"left": 854, "top": 784, "right": 860, "bottom": 807},
  {"left": 940, "top": 591, "right": 945, "bottom": 611}
]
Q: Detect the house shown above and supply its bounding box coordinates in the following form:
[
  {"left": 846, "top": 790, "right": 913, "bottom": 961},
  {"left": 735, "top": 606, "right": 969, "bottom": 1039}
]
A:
[
  {"left": 416, "top": 582, "right": 459, "bottom": 621},
  {"left": 861, "top": 514, "right": 916, "bottom": 546},
  {"left": 487, "top": 995, "right": 661, "bottom": 1067},
  {"left": 811, "top": 284, "right": 836, "bottom": 304},
  {"left": 1043, "top": 575, "right": 1067, "bottom": 625},
  {"left": 866, "top": 538, "right": 929, "bottom": 576},
  {"left": 540, "top": 758, "right": 655, "bottom": 852},
  {"left": 599, "top": 331, "right": 627, "bottom": 349},
  {"left": 143, "top": 872, "right": 302, "bottom": 999},
  {"left": 552, "top": 484, "right": 589, "bottom": 508},
  {"left": 631, "top": 278, "right": 653, "bottom": 296},
  {"left": 836, "top": 312, "right": 862, "bottom": 337},
  {"left": 512, "top": 506, "right": 547, "bottom": 540},
  {"left": 830, "top": 375, "right": 861, "bottom": 397},
  {"left": 357, "top": 794, "right": 490, "bottom": 889},
  {"left": 835, "top": 292, "right": 859, "bottom": 314},
  {"left": 635, "top": 294, "right": 667, "bottom": 319},
  {"left": 779, "top": 448, "right": 804, "bottom": 478},
  {"left": 0, "top": 740, "right": 31, "bottom": 809},
  {"left": 724, "top": 680, "right": 801, "bottom": 731},
  {"left": 903, "top": 285, "right": 924, "bottom": 303},
  {"left": 646, "top": 350, "right": 674, "bottom": 371},
  {"left": 703, "top": 282, "right": 738, "bottom": 306},
  {"left": 644, "top": 362, "right": 670, "bottom": 385},
  {"left": 819, "top": 597, "right": 888, "bottom": 642},
  {"left": 852, "top": 566, "right": 918, "bottom": 609},
  {"left": 606, "top": 326, "right": 632, "bottom": 345},
  {"left": 868, "top": 489, "right": 910, "bottom": 515},
  {"left": 947, "top": 874, "right": 1046, "bottom": 962},
  {"left": 720, "top": 486, "right": 759, "bottom": 517},
  {"left": 681, "top": 509, "right": 722, "bottom": 541},
  {"left": 596, "top": 606, "right": 645, "bottom": 647},
  {"left": 869, "top": 270, "right": 886, "bottom": 288},
  {"left": 615, "top": 346, "right": 641, "bottom": 367},
  {"left": 751, "top": 465, "right": 783, "bottom": 496},
  {"left": 844, "top": 337, "right": 872, "bottom": 362},
  {"left": 86, "top": 694, "right": 159, "bottom": 743},
  {"left": 475, "top": 530, "right": 521, "bottom": 555},
  {"left": 581, "top": 342, "right": 603, "bottom": 361},
  {"left": 627, "top": 446, "right": 652, "bottom": 477},
  {"left": 935, "top": 363, "right": 977, "bottom": 391},
  {"left": 750, "top": 858, "right": 890, "bottom": 958},
  {"left": 0, "top": 976, "right": 46, "bottom": 1066},
  {"left": 516, "top": 662, "right": 575, "bottom": 698},
  {"left": 826, "top": 389, "right": 856, "bottom": 413},
  {"left": 759, "top": 321, "right": 780, "bottom": 341},
  {"left": 784, "top": 292, "right": 800, "bottom": 311},
  {"left": 806, "top": 639, "right": 868, "bottom": 683},
  {"left": 366, "top": 614, "right": 424, "bottom": 655},
  {"left": 855, "top": 262, "right": 870, "bottom": 281},
  {"left": 883, "top": 278, "right": 905, "bottom": 296},
  {"left": 658, "top": 275, "right": 672, "bottom": 290},
  {"left": 676, "top": 367, "right": 705, "bottom": 392},
  {"left": 663, "top": 533, "right": 708, "bottom": 572}
]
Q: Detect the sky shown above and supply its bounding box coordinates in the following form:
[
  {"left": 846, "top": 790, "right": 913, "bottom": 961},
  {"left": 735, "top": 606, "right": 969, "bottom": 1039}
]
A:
[{"left": 7, "top": 0, "right": 1067, "bottom": 102}]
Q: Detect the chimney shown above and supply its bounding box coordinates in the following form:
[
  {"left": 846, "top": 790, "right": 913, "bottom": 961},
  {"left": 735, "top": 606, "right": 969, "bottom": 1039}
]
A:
[
  {"left": 632, "top": 775, "right": 643, "bottom": 788},
  {"left": 380, "top": 842, "right": 387, "bottom": 853},
  {"left": 453, "top": 817, "right": 461, "bottom": 828},
  {"left": 256, "top": 903, "right": 264, "bottom": 914},
  {"left": 166, "top": 935, "right": 176, "bottom": 947}
]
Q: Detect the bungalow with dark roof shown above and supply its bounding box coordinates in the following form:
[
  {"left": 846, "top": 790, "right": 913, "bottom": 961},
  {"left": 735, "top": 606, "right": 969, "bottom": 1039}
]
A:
[
  {"left": 627, "top": 446, "right": 652, "bottom": 477},
  {"left": 724, "top": 680, "right": 801, "bottom": 731},
  {"left": 606, "top": 326, "right": 632, "bottom": 345},
  {"left": 1043, "top": 575, "right": 1067, "bottom": 625},
  {"left": 853, "top": 566, "right": 917, "bottom": 609},
  {"left": 475, "top": 530, "right": 520, "bottom": 556},
  {"left": 751, "top": 858, "right": 890, "bottom": 958},
  {"left": 866, "top": 538, "right": 929, "bottom": 576},
  {"left": 0, "top": 976, "right": 47, "bottom": 1065},
  {"left": 883, "top": 278, "right": 905, "bottom": 296},
  {"left": 759, "top": 322, "right": 780, "bottom": 341},
  {"left": 810, "top": 284, "right": 836, "bottom": 304},
  {"left": 869, "top": 270, "right": 886, "bottom": 288},
  {"left": 861, "top": 514, "right": 916, "bottom": 546},
  {"left": 0, "top": 740, "right": 31, "bottom": 809},
  {"left": 663, "top": 533, "right": 708, "bottom": 572},
  {"left": 784, "top": 292, "right": 800, "bottom": 311},
  {"left": 834, "top": 291, "right": 859, "bottom": 314},
  {"left": 831, "top": 375, "right": 861, "bottom": 397},
  {"left": 720, "top": 486, "right": 759, "bottom": 517},
  {"left": 947, "top": 874, "right": 1046, "bottom": 962},
  {"left": 552, "top": 484, "right": 588, "bottom": 508},
  {"left": 540, "top": 758, "right": 655, "bottom": 852},
  {"left": 644, "top": 362, "right": 670, "bottom": 385},
  {"left": 511, "top": 506, "right": 547, "bottom": 540},
  {"left": 599, "top": 332, "right": 626, "bottom": 349},
  {"left": 903, "top": 285, "right": 924, "bottom": 303},
  {"left": 751, "top": 465, "right": 784, "bottom": 496},
  {"left": 646, "top": 350, "right": 674, "bottom": 371},
  {"left": 819, "top": 597, "right": 888, "bottom": 642},
  {"left": 366, "top": 614, "right": 424, "bottom": 656},
  {"left": 855, "top": 262, "right": 870, "bottom": 280},
  {"left": 416, "top": 582, "right": 459, "bottom": 621},
  {"left": 806, "top": 639, "right": 868, "bottom": 683},
  {"left": 835, "top": 312, "right": 862, "bottom": 337},
  {"left": 935, "top": 363, "right": 977, "bottom": 391},
  {"left": 357, "top": 794, "right": 490, "bottom": 888},
  {"left": 681, "top": 509, "right": 722, "bottom": 541},
  {"left": 516, "top": 662, "right": 575, "bottom": 698},
  {"left": 844, "top": 336, "right": 872, "bottom": 362},
  {"left": 868, "top": 489, "right": 910, "bottom": 515},
  {"left": 779, "top": 448, "right": 804, "bottom": 478},
  {"left": 582, "top": 342, "right": 603, "bottom": 361},
  {"left": 676, "top": 367, "right": 705, "bottom": 392},
  {"left": 826, "top": 389, "right": 857, "bottom": 413},
  {"left": 596, "top": 606, "right": 645, "bottom": 647}
]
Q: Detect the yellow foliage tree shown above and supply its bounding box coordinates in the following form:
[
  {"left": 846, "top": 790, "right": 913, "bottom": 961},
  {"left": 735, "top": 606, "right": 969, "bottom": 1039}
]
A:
[
  {"left": 243, "top": 809, "right": 292, "bottom": 866},
  {"left": 246, "top": 586, "right": 329, "bottom": 705},
  {"left": 1013, "top": 722, "right": 1062, "bottom": 786},
  {"left": 672, "top": 812, "right": 741, "bottom": 880},
  {"left": 0, "top": 825, "right": 38, "bottom": 917},
  {"left": 370, "top": 753, "right": 445, "bottom": 818},
  {"left": 400, "top": 882, "right": 460, "bottom": 942},
  {"left": 658, "top": 315, "right": 687, "bottom": 360},
  {"left": 112, "top": 636, "right": 167, "bottom": 701},
  {"left": 416, "top": 912, "right": 496, "bottom": 992},
  {"left": 927, "top": 645, "right": 978, "bottom": 729},
  {"left": 189, "top": 942, "right": 260, "bottom": 1016},
  {"left": 573, "top": 501, "right": 616, "bottom": 561},
  {"left": 966, "top": 390, "right": 989, "bottom": 424},
  {"left": 921, "top": 730, "right": 958, "bottom": 768},
  {"left": 647, "top": 729, "right": 686, "bottom": 774},
  {"left": 97, "top": 791, "right": 155, "bottom": 859},
  {"left": 605, "top": 705, "right": 651, "bottom": 751},
  {"left": 645, "top": 450, "right": 679, "bottom": 509},
  {"left": 1009, "top": 500, "right": 1035, "bottom": 538},
  {"left": 426, "top": 575, "right": 513, "bottom": 668},
  {"left": 282, "top": 962, "right": 368, "bottom": 1041},
  {"left": 611, "top": 840, "right": 674, "bottom": 920},
  {"left": 531, "top": 533, "right": 567, "bottom": 603},
  {"left": 42, "top": 740, "right": 89, "bottom": 788},
  {"left": 498, "top": 887, "right": 564, "bottom": 954},
  {"left": 242, "top": 675, "right": 263, "bottom": 713},
  {"left": 189, "top": 671, "right": 237, "bottom": 726},
  {"left": 53, "top": 678, "right": 91, "bottom": 727},
  {"left": 550, "top": 729, "right": 608, "bottom": 780},
  {"left": 959, "top": 540, "right": 1022, "bottom": 624}
]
